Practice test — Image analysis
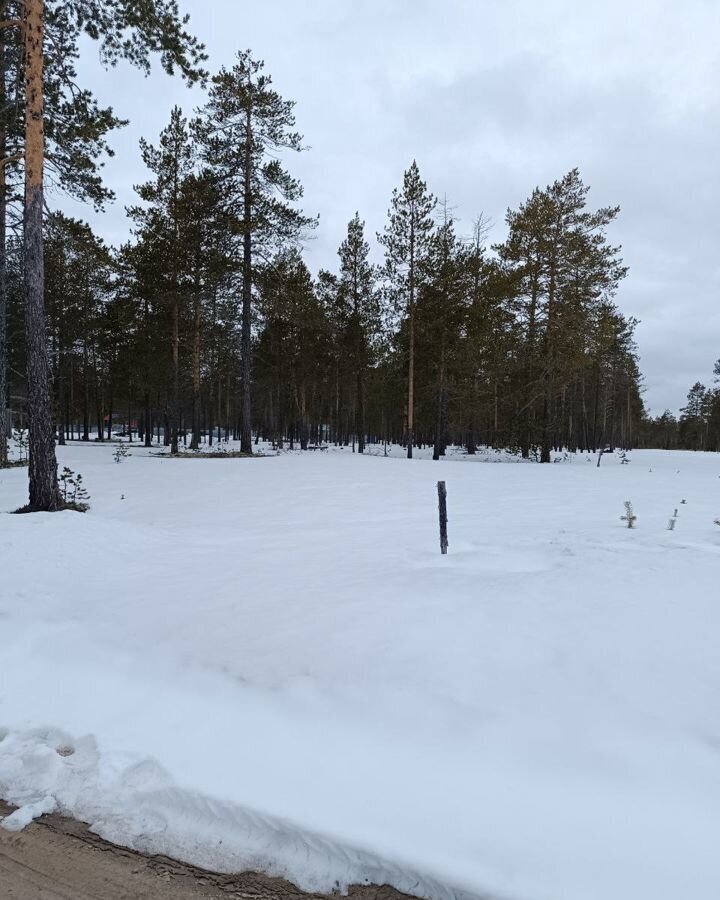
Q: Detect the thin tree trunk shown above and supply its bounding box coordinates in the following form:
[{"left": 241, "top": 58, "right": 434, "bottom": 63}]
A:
[
  {"left": 240, "top": 97, "right": 253, "bottom": 455},
  {"left": 56, "top": 352, "right": 65, "bottom": 445},
  {"left": 0, "top": 9, "right": 7, "bottom": 467},
  {"left": 540, "top": 247, "right": 557, "bottom": 464},
  {"left": 433, "top": 345, "right": 445, "bottom": 461},
  {"left": 95, "top": 381, "right": 103, "bottom": 443},
  {"left": 356, "top": 367, "right": 365, "bottom": 453},
  {"left": 23, "top": 0, "right": 61, "bottom": 509},
  {"left": 82, "top": 343, "right": 90, "bottom": 441},
  {"left": 190, "top": 280, "right": 201, "bottom": 450},
  {"left": 170, "top": 297, "right": 179, "bottom": 454},
  {"left": 144, "top": 391, "right": 151, "bottom": 447},
  {"left": 407, "top": 221, "right": 415, "bottom": 459},
  {"left": 106, "top": 390, "right": 113, "bottom": 441}
]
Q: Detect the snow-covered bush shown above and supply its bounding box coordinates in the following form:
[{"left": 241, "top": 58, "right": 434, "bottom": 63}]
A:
[{"left": 14, "top": 428, "right": 28, "bottom": 462}]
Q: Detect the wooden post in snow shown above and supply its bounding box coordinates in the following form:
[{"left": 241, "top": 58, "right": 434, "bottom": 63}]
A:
[{"left": 437, "top": 480, "right": 448, "bottom": 555}]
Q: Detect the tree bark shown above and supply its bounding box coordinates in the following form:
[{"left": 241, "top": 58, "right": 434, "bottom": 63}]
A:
[
  {"left": 433, "top": 350, "right": 445, "bottom": 462},
  {"left": 0, "top": 7, "right": 8, "bottom": 466},
  {"left": 23, "top": 0, "right": 62, "bottom": 509},
  {"left": 356, "top": 367, "right": 365, "bottom": 454},
  {"left": 82, "top": 343, "right": 90, "bottom": 441},
  {"left": 240, "top": 97, "right": 253, "bottom": 454},
  {"left": 170, "top": 296, "right": 179, "bottom": 454},
  {"left": 407, "top": 219, "right": 415, "bottom": 459},
  {"left": 190, "top": 279, "right": 201, "bottom": 450},
  {"left": 144, "top": 390, "right": 152, "bottom": 447}
]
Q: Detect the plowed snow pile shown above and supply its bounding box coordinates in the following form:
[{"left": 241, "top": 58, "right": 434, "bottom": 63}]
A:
[{"left": 1, "top": 445, "right": 719, "bottom": 900}]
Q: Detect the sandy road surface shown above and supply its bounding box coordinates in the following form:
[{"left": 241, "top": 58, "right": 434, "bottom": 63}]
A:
[{"left": 0, "top": 801, "right": 417, "bottom": 900}]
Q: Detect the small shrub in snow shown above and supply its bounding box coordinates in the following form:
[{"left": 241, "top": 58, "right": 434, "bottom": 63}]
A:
[
  {"left": 621, "top": 501, "right": 637, "bottom": 529},
  {"left": 14, "top": 428, "right": 29, "bottom": 462},
  {"left": 59, "top": 467, "right": 90, "bottom": 511},
  {"left": 619, "top": 451, "right": 630, "bottom": 464},
  {"left": 113, "top": 444, "right": 131, "bottom": 464}
]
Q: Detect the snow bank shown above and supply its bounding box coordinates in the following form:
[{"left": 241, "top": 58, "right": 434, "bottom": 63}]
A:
[
  {"left": 0, "top": 728, "right": 469, "bottom": 899},
  {"left": 2, "top": 445, "right": 720, "bottom": 900}
]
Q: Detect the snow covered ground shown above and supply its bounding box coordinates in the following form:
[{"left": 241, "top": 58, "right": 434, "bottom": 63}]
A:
[{"left": 1, "top": 443, "right": 720, "bottom": 900}]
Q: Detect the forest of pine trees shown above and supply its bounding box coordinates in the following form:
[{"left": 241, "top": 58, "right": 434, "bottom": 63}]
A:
[
  {"left": 637, "top": 361, "right": 720, "bottom": 451},
  {"left": 4, "top": 1, "right": 709, "bottom": 512}
]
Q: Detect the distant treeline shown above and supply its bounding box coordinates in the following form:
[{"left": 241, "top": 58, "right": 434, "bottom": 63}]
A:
[
  {"left": 3, "top": 48, "right": 647, "bottom": 466},
  {"left": 636, "top": 365, "right": 720, "bottom": 451}
]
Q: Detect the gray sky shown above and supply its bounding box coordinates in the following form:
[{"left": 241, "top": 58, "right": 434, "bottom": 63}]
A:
[{"left": 59, "top": 0, "right": 720, "bottom": 415}]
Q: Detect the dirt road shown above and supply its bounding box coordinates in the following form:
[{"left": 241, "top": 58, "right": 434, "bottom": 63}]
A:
[{"left": 0, "top": 801, "right": 415, "bottom": 900}]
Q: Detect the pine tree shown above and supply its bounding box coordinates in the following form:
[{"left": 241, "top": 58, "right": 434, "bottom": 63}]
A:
[
  {"left": 45, "top": 214, "right": 114, "bottom": 444},
  {"left": 0, "top": 0, "right": 124, "bottom": 466},
  {"left": 679, "top": 382, "right": 708, "bottom": 450},
  {"left": 497, "top": 169, "right": 627, "bottom": 461},
  {"left": 2, "top": 0, "right": 205, "bottom": 509},
  {"left": 129, "top": 107, "right": 198, "bottom": 454},
  {"left": 256, "top": 251, "right": 330, "bottom": 449},
  {"left": 418, "top": 206, "right": 467, "bottom": 460},
  {"left": 0, "top": 2, "right": 13, "bottom": 466},
  {"left": 459, "top": 220, "right": 517, "bottom": 452},
  {"left": 337, "top": 213, "right": 379, "bottom": 453},
  {"left": 197, "top": 50, "right": 315, "bottom": 455},
  {"left": 378, "top": 161, "right": 436, "bottom": 458}
]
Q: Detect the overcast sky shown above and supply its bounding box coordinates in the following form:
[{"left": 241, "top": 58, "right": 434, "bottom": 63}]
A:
[{"left": 59, "top": 0, "right": 720, "bottom": 415}]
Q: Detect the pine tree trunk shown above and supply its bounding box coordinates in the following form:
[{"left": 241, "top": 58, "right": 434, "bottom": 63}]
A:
[
  {"left": 299, "top": 386, "right": 308, "bottom": 451},
  {"left": 240, "top": 99, "right": 253, "bottom": 454},
  {"left": 82, "top": 343, "right": 90, "bottom": 441},
  {"left": 356, "top": 367, "right": 365, "bottom": 453},
  {"left": 540, "top": 248, "right": 558, "bottom": 464},
  {"left": 540, "top": 389, "right": 552, "bottom": 463},
  {"left": 0, "top": 155, "right": 7, "bottom": 466},
  {"left": 96, "top": 385, "right": 103, "bottom": 444},
  {"left": 144, "top": 391, "right": 152, "bottom": 447},
  {"left": 433, "top": 349, "right": 445, "bottom": 462},
  {"left": 23, "top": 0, "right": 61, "bottom": 509},
  {"left": 407, "top": 223, "right": 415, "bottom": 459},
  {"left": 56, "top": 352, "right": 65, "bottom": 445},
  {"left": 190, "top": 287, "right": 201, "bottom": 450},
  {"left": 170, "top": 298, "right": 179, "bottom": 454},
  {"left": 0, "top": 14, "right": 7, "bottom": 467},
  {"left": 106, "top": 390, "right": 113, "bottom": 441}
]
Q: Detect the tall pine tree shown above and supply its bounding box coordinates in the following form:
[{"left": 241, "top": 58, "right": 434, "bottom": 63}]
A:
[
  {"left": 197, "top": 50, "right": 315, "bottom": 454},
  {"left": 2, "top": 0, "right": 205, "bottom": 509},
  {"left": 379, "top": 161, "right": 436, "bottom": 458}
]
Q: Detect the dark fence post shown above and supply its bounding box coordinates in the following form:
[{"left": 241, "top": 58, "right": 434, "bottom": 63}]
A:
[{"left": 437, "top": 480, "right": 448, "bottom": 555}]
